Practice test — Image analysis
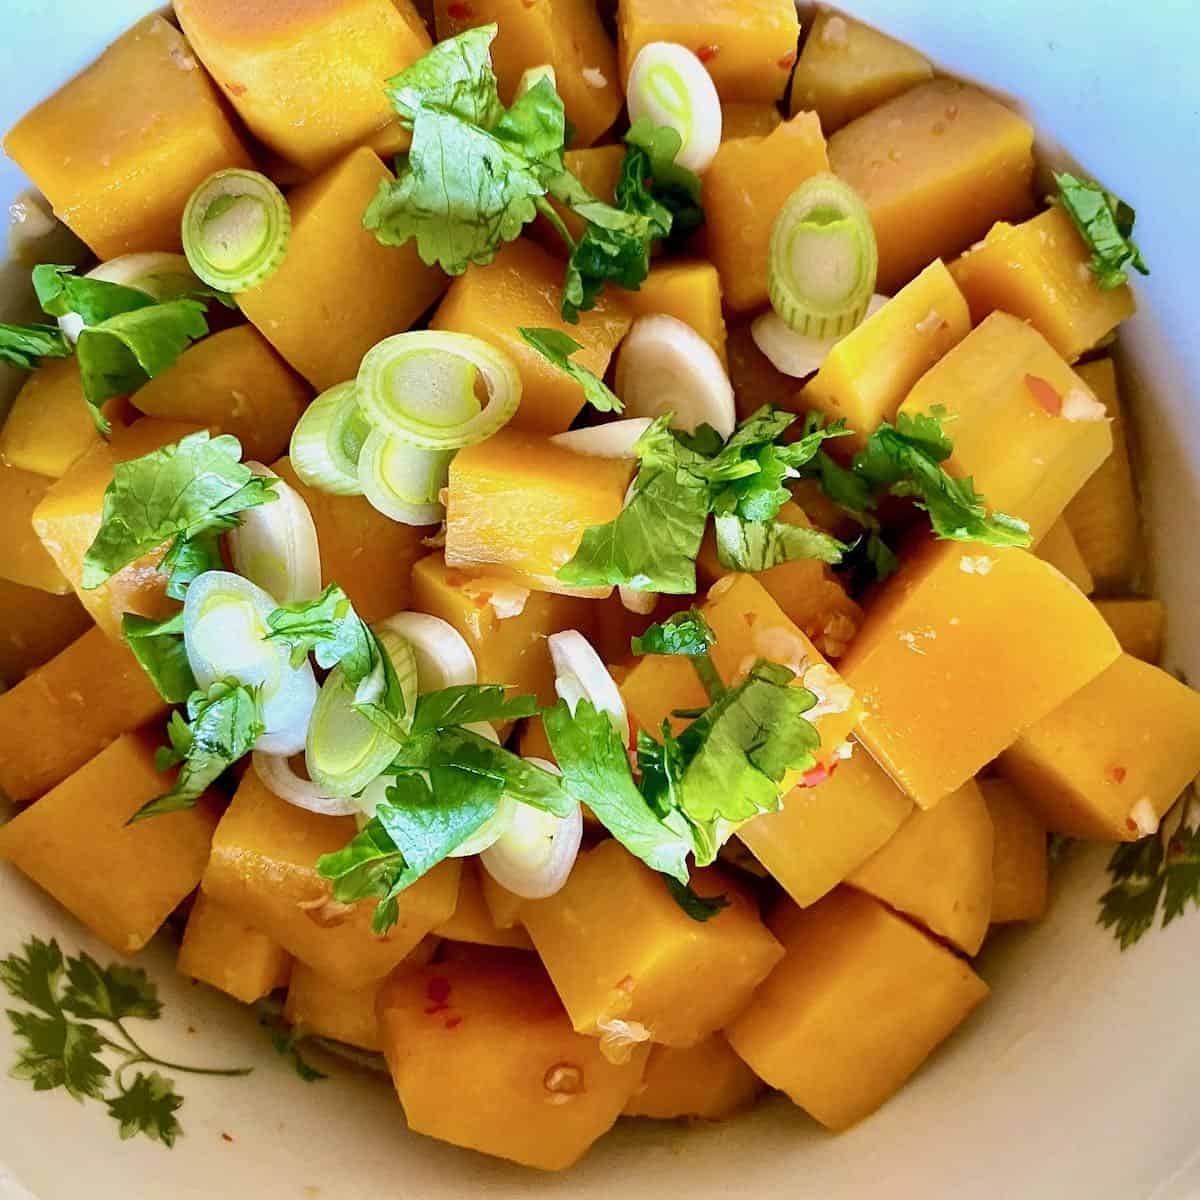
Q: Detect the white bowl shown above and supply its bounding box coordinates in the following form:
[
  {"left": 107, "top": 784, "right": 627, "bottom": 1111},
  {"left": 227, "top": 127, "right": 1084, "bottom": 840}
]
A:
[{"left": 1, "top": 3, "right": 1199, "bottom": 1197}]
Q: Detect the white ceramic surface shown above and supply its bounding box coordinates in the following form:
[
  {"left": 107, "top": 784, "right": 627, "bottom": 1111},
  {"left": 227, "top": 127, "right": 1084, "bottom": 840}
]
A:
[{"left": 1, "top": 3, "right": 1199, "bottom": 1197}]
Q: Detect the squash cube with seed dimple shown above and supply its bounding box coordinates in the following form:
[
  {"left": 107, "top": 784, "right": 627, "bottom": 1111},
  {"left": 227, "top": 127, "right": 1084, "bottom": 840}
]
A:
[
  {"left": 980, "top": 778, "right": 1048, "bottom": 924},
  {"left": 623, "top": 1035, "right": 762, "bottom": 1119},
  {"left": 178, "top": 892, "right": 292, "bottom": 1005}
]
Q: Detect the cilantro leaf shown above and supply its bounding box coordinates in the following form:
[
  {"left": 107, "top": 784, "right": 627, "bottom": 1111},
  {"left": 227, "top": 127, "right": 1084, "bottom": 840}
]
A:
[
  {"left": 61, "top": 954, "right": 161, "bottom": 1023},
  {"left": 631, "top": 609, "right": 715, "bottom": 658},
  {"left": 1055, "top": 172, "right": 1149, "bottom": 291},
  {"left": 411, "top": 684, "right": 540, "bottom": 732},
  {"left": 623, "top": 118, "right": 705, "bottom": 243},
  {"left": 266, "top": 583, "right": 376, "bottom": 678},
  {"left": 0, "top": 321, "right": 72, "bottom": 369},
  {"left": 32, "top": 263, "right": 155, "bottom": 324},
  {"left": 714, "top": 514, "right": 845, "bottom": 572},
  {"left": 518, "top": 327, "right": 623, "bottom": 413},
  {"left": 664, "top": 876, "right": 731, "bottom": 922},
  {"left": 316, "top": 819, "right": 408, "bottom": 935},
  {"left": 383, "top": 24, "right": 503, "bottom": 126},
  {"left": 122, "top": 612, "right": 196, "bottom": 704},
  {"left": 8, "top": 1010, "right": 110, "bottom": 1100},
  {"left": 0, "top": 938, "right": 65, "bottom": 1016},
  {"left": 259, "top": 1009, "right": 327, "bottom": 1083},
  {"left": 105, "top": 1071, "right": 184, "bottom": 1147}
]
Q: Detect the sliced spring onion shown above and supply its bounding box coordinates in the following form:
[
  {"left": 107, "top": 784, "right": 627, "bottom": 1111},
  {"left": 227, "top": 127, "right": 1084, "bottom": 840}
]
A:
[
  {"left": 251, "top": 751, "right": 357, "bottom": 817},
  {"left": 547, "top": 629, "right": 630, "bottom": 745},
  {"left": 227, "top": 463, "right": 322, "bottom": 605},
  {"left": 376, "top": 611, "right": 477, "bottom": 691},
  {"left": 750, "top": 293, "right": 888, "bottom": 378},
  {"left": 182, "top": 168, "right": 291, "bottom": 293},
  {"left": 626, "top": 42, "right": 723, "bottom": 173},
  {"left": 289, "top": 381, "right": 371, "bottom": 496},
  {"left": 356, "top": 331, "right": 521, "bottom": 450},
  {"left": 767, "top": 173, "right": 879, "bottom": 338},
  {"left": 550, "top": 418, "right": 653, "bottom": 458},
  {"left": 615, "top": 314, "right": 735, "bottom": 437},
  {"left": 449, "top": 792, "right": 518, "bottom": 858},
  {"left": 58, "top": 253, "right": 200, "bottom": 343},
  {"left": 358, "top": 428, "right": 451, "bottom": 526}
]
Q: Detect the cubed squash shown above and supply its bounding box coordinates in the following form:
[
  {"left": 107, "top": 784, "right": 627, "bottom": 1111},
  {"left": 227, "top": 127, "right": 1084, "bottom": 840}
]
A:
[
  {"left": 174, "top": 0, "right": 432, "bottom": 173},
  {"left": 201, "top": 764, "right": 460, "bottom": 988},
  {"left": 0, "top": 464, "right": 71, "bottom": 593},
  {"left": 980, "top": 778, "right": 1048, "bottom": 924},
  {"left": 2, "top": 15, "right": 252, "bottom": 259},
  {"left": 432, "top": 862, "right": 535, "bottom": 950},
  {"left": 950, "top": 206, "right": 1135, "bottom": 363},
  {"left": 178, "top": 892, "right": 292, "bottom": 1004},
  {"left": 801, "top": 259, "right": 971, "bottom": 447},
  {"left": 829, "top": 81, "right": 1035, "bottom": 292},
  {"left": 618, "top": 0, "right": 800, "bottom": 103},
  {"left": 703, "top": 113, "right": 830, "bottom": 313},
  {"left": 0, "top": 731, "right": 218, "bottom": 956},
  {"left": 621, "top": 261, "right": 728, "bottom": 366},
  {"left": 848, "top": 779, "right": 994, "bottom": 955},
  {"left": 1063, "top": 358, "right": 1142, "bottom": 591},
  {"left": 721, "top": 101, "right": 782, "bottom": 140},
  {"left": 284, "top": 962, "right": 383, "bottom": 1052},
  {"left": 0, "top": 627, "right": 167, "bottom": 803},
  {"left": 840, "top": 540, "right": 1121, "bottom": 809},
  {"left": 726, "top": 323, "right": 797, "bottom": 421},
  {"left": 1035, "top": 517, "right": 1094, "bottom": 595},
  {"left": 432, "top": 239, "right": 631, "bottom": 434},
  {"left": 997, "top": 654, "right": 1200, "bottom": 842},
  {"left": 737, "top": 737, "right": 912, "bottom": 908},
  {"left": 623, "top": 1035, "right": 762, "bottom": 1119},
  {"left": 435, "top": 0, "right": 621, "bottom": 147},
  {"left": 530, "top": 145, "right": 626, "bottom": 256},
  {"left": 378, "top": 947, "right": 650, "bottom": 1170},
  {"left": 130, "top": 326, "right": 310, "bottom": 463},
  {"left": 789, "top": 10, "right": 934, "bottom": 133},
  {"left": 898, "top": 312, "right": 1113, "bottom": 541},
  {"left": 479, "top": 870, "right": 527, "bottom": 931},
  {"left": 271, "top": 456, "right": 430, "bottom": 622},
  {"left": 726, "top": 888, "right": 988, "bottom": 1130},
  {"left": 1093, "top": 598, "right": 1165, "bottom": 663},
  {"left": 444, "top": 429, "right": 634, "bottom": 596},
  {"left": 522, "top": 841, "right": 783, "bottom": 1047},
  {"left": 238, "top": 147, "right": 449, "bottom": 392},
  {"left": 0, "top": 579, "right": 92, "bottom": 686}
]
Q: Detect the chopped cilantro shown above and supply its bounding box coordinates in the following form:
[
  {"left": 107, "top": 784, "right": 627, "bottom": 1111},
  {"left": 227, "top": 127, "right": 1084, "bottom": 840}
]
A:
[
  {"left": 518, "top": 327, "right": 623, "bottom": 413},
  {"left": 1055, "top": 172, "right": 1149, "bottom": 291},
  {"left": 664, "top": 876, "right": 731, "bottom": 922}
]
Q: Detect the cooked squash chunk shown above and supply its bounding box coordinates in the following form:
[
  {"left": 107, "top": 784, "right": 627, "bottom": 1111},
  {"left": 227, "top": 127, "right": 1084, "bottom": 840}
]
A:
[
  {"left": 435, "top": 0, "right": 621, "bottom": 147},
  {"left": 738, "top": 738, "right": 912, "bottom": 908},
  {"left": 174, "top": 0, "right": 431, "bottom": 172},
  {"left": 378, "top": 946, "right": 649, "bottom": 1170},
  {"left": 829, "top": 81, "right": 1035, "bottom": 292},
  {"left": 950, "top": 206, "right": 1135, "bottom": 363},
  {"left": 726, "top": 323, "right": 797, "bottom": 421},
  {"left": 130, "top": 326, "right": 310, "bottom": 463},
  {"left": 840, "top": 540, "right": 1121, "bottom": 809},
  {"left": 178, "top": 892, "right": 292, "bottom": 1004},
  {"left": 271, "top": 456, "right": 430, "bottom": 622},
  {"left": 997, "top": 654, "right": 1200, "bottom": 842},
  {"left": 2, "top": 15, "right": 252, "bottom": 258},
  {"left": 898, "top": 312, "right": 1113, "bottom": 542},
  {"left": 432, "top": 239, "right": 631, "bottom": 434},
  {"left": 802, "top": 260, "right": 971, "bottom": 446},
  {"left": 0, "top": 627, "right": 167, "bottom": 803},
  {"left": 1093, "top": 598, "right": 1165, "bottom": 663},
  {"left": 622, "top": 261, "right": 728, "bottom": 366},
  {"left": 703, "top": 113, "right": 829, "bottom": 313},
  {"left": 522, "top": 841, "right": 783, "bottom": 1047},
  {"left": 848, "top": 779, "right": 994, "bottom": 955},
  {"left": 618, "top": 0, "right": 800, "bottom": 103},
  {"left": 433, "top": 862, "right": 535, "bottom": 950},
  {"left": 726, "top": 888, "right": 988, "bottom": 1130},
  {"left": 790, "top": 10, "right": 933, "bottom": 132},
  {"left": 980, "top": 778, "right": 1048, "bottom": 924},
  {"left": 202, "top": 765, "right": 460, "bottom": 988},
  {"left": 0, "top": 731, "right": 218, "bottom": 955},
  {"left": 0, "top": 463, "right": 71, "bottom": 593},
  {"left": 479, "top": 870, "right": 527, "bottom": 931},
  {"left": 530, "top": 145, "right": 625, "bottom": 255},
  {"left": 1036, "top": 518, "right": 1094, "bottom": 595},
  {"left": 284, "top": 963, "right": 383, "bottom": 1052},
  {"left": 0, "top": 579, "right": 92, "bottom": 686},
  {"left": 623, "top": 1036, "right": 762, "bottom": 1119},
  {"left": 721, "top": 101, "right": 782, "bottom": 140},
  {"left": 444, "top": 430, "right": 634, "bottom": 597},
  {"left": 239, "top": 148, "right": 449, "bottom": 392}
]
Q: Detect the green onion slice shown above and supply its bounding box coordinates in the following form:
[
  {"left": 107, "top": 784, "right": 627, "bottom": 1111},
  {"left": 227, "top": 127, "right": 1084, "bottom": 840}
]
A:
[
  {"left": 289, "top": 382, "right": 371, "bottom": 496},
  {"left": 358, "top": 429, "right": 452, "bottom": 527},
  {"left": 767, "top": 173, "right": 879, "bottom": 338},
  {"left": 182, "top": 168, "right": 291, "bottom": 293},
  {"left": 626, "top": 41, "right": 722, "bottom": 173}
]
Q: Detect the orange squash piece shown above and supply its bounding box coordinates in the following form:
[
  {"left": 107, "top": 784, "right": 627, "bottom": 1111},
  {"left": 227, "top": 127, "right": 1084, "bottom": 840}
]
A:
[
  {"left": 479, "top": 869, "right": 528, "bottom": 931},
  {"left": 0, "top": 463, "right": 71, "bottom": 593},
  {"left": 1036, "top": 517, "right": 1094, "bottom": 595},
  {"left": 980, "top": 778, "right": 1048, "bottom": 924},
  {"left": 721, "top": 101, "right": 782, "bottom": 141},
  {"left": 0, "top": 579, "right": 92, "bottom": 686},
  {"left": 284, "top": 962, "right": 383, "bottom": 1052},
  {"left": 1093, "top": 598, "right": 1165, "bottom": 664},
  {"left": 623, "top": 1036, "right": 762, "bottom": 1119},
  {"left": 432, "top": 862, "right": 535, "bottom": 950},
  {"left": 2, "top": 15, "right": 252, "bottom": 258},
  {"left": 621, "top": 260, "right": 728, "bottom": 366},
  {"left": 178, "top": 892, "right": 292, "bottom": 1004}
]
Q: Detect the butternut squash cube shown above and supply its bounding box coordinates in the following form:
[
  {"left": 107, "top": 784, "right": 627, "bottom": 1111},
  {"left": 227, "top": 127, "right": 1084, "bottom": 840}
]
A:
[
  {"left": 802, "top": 259, "right": 971, "bottom": 447},
  {"left": 0, "top": 579, "right": 92, "bottom": 686},
  {"left": 1093, "top": 598, "right": 1165, "bottom": 663},
  {"left": 433, "top": 862, "right": 535, "bottom": 950},
  {"left": 1063, "top": 358, "right": 1142, "bottom": 591},
  {"left": 0, "top": 731, "right": 218, "bottom": 956},
  {"left": 703, "top": 113, "right": 830, "bottom": 313},
  {"left": 522, "top": 841, "right": 783, "bottom": 1047},
  {"left": 0, "top": 358, "right": 105, "bottom": 479},
  {"left": 378, "top": 947, "right": 649, "bottom": 1170},
  {"left": 997, "top": 654, "right": 1200, "bottom": 842},
  {"left": 623, "top": 1035, "right": 762, "bottom": 1119},
  {"left": 840, "top": 540, "right": 1121, "bottom": 809},
  {"left": 479, "top": 870, "right": 527, "bottom": 931},
  {"left": 174, "top": 0, "right": 432, "bottom": 173},
  {"left": 790, "top": 10, "right": 934, "bottom": 133},
  {"left": 737, "top": 737, "right": 912, "bottom": 908},
  {"left": 435, "top": 0, "right": 621, "bottom": 147},
  {"left": 848, "top": 779, "right": 994, "bottom": 955},
  {"left": 177, "top": 892, "right": 292, "bottom": 1004},
  {"left": 201, "top": 765, "right": 460, "bottom": 988},
  {"left": 1035, "top": 517, "right": 1094, "bottom": 595},
  {"left": 284, "top": 962, "right": 383, "bottom": 1052},
  {"left": 721, "top": 101, "right": 782, "bottom": 141},
  {"left": 980, "top": 778, "right": 1048, "bottom": 924},
  {"left": 271, "top": 456, "right": 430, "bottom": 622},
  {"left": 130, "top": 326, "right": 310, "bottom": 463},
  {"left": 432, "top": 238, "right": 631, "bottom": 434},
  {"left": 898, "top": 312, "right": 1113, "bottom": 542},
  {"left": 726, "top": 323, "right": 797, "bottom": 422},
  {"left": 726, "top": 888, "right": 988, "bottom": 1130},
  {"left": 444, "top": 429, "right": 635, "bottom": 597},
  {"left": 238, "top": 147, "right": 449, "bottom": 392},
  {"left": 0, "top": 464, "right": 71, "bottom": 593},
  {"left": 618, "top": 0, "right": 800, "bottom": 103},
  {"left": 2, "top": 16, "right": 252, "bottom": 259},
  {"left": 530, "top": 146, "right": 625, "bottom": 256},
  {"left": 621, "top": 260, "right": 728, "bottom": 366},
  {"left": 829, "top": 81, "right": 1035, "bottom": 292},
  {"left": 950, "top": 206, "right": 1135, "bottom": 363}
]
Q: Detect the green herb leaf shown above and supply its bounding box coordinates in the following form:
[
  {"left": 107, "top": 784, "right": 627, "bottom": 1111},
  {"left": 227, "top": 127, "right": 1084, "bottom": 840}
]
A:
[
  {"left": 259, "top": 1008, "right": 327, "bottom": 1083},
  {"left": 315, "top": 819, "right": 408, "bottom": 935},
  {"left": 517, "top": 327, "right": 623, "bottom": 413},
  {"left": 411, "top": 684, "right": 540, "bottom": 732},
  {"left": 32, "top": 264, "right": 155, "bottom": 324},
  {"left": 266, "top": 583, "right": 376, "bottom": 678},
  {"left": 0, "top": 321, "right": 73, "bottom": 369},
  {"left": 630, "top": 609, "right": 715, "bottom": 658},
  {"left": 1055, "top": 172, "right": 1149, "bottom": 291},
  {"left": 713, "top": 514, "right": 846, "bottom": 572},
  {"left": 664, "top": 876, "right": 731, "bottom": 922},
  {"left": 383, "top": 24, "right": 503, "bottom": 126},
  {"left": 8, "top": 1010, "right": 110, "bottom": 1100},
  {"left": 623, "top": 118, "right": 705, "bottom": 242},
  {"left": 105, "top": 1071, "right": 184, "bottom": 1146},
  {"left": 122, "top": 612, "right": 195, "bottom": 704},
  {"left": 61, "top": 954, "right": 161, "bottom": 1023}
]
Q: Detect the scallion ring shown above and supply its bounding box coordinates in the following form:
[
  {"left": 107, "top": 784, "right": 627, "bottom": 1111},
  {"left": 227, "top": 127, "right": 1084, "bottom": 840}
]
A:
[
  {"left": 626, "top": 42, "right": 722, "bottom": 173},
  {"left": 358, "top": 429, "right": 452, "bottom": 526},
  {"left": 289, "top": 382, "right": 371, "bottom": 496}
]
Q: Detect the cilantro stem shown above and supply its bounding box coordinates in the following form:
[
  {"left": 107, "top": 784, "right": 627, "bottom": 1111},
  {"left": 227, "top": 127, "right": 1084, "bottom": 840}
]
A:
[
  {"left": 690, "top": 653, "right": 726, "bottom": 703},
  {"left": 533, "top": 196, "right": 576, "bottom": 252}
]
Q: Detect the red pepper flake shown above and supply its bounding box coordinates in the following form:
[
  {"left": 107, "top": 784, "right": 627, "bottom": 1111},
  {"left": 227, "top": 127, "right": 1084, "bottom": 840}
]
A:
[
  {"left": 696, "top": 44, "right": 720, "bottom": 63},
  {"left": 777, "top": 50, "right": 797, "bottom": 70},
  {"left": 1125, "top": 817, "right": 1139, "bottom": 834},
  {"left": 221, "top": 1132, "right": 234, "bottom": 1143},
  {"left": 744, "top": 612, "right": 759, "bottom": 627},
  {"left": 225, "top": 81, "right": 247, "bottom": 97},
  {"left": 424, "top": 976, "right": 452, "bottom": 1014},
  {"left": 447, "top": 1, "right": 473, "bottom": 19},
  {"left": 1025, "top": 373, "right": 1062, "bottom": 416},
  {"left": 800, "top": 760, "right": 838, "bottom": 788},
  {"left": 1106, "top": 764, "right": 1128, "bottom": 784},
  {"left": 444, "top": 1015, "right": 463, "bottom": 1030}
]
